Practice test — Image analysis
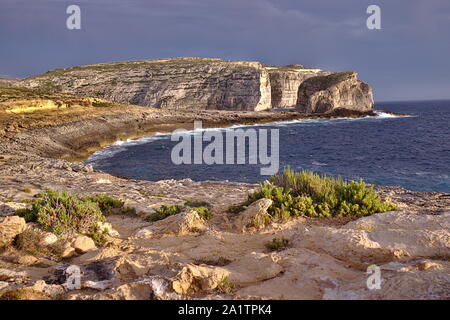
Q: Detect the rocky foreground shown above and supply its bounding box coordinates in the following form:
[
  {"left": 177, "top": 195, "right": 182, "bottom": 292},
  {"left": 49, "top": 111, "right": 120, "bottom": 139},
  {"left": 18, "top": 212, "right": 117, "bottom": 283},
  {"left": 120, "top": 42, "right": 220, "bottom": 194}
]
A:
[
  {"left": 0, "top": 99, "right": 448, "bottom": 300},
  {"left": 0, "top": 154, "right": 449, "bottom": 300}
]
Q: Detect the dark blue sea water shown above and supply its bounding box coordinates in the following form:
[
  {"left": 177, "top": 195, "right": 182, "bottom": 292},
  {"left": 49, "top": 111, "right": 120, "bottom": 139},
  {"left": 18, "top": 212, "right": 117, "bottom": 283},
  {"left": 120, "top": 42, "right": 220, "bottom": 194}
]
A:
[{"left": 86, "top": 101, "right": 450, "bottom": 192}]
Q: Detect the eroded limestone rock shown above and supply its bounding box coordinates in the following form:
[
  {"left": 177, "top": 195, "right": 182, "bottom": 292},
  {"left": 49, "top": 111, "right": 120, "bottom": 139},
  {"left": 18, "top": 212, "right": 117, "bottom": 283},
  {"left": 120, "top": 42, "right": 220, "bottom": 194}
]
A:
[
  {"left": 71, "top": 235, "right": 97, "bottom": 254},
  {"left": 172, "top": 264, "right": 229, "bottom": 295},
  {"left": 0, "top": 216, "right": 26, "bottom": 248},
  {"left": 267, "top": 66, "right": 330, "bottom": 108},
  {"left": 234, "top": 198, "right": 273, "bottom": 233},
  {"left": 136, "top": 209, "right": 205, "bottom": 238},
  {"left": 296, "top": 71, "right": 374, "bottom": 113}
]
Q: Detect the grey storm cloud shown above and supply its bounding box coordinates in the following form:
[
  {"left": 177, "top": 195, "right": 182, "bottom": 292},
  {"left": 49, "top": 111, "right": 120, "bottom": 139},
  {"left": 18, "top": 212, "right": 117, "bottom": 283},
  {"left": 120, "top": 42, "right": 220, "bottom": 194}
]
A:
[{"left": 0, "top": 0, "right": 449, "bottom": 101}]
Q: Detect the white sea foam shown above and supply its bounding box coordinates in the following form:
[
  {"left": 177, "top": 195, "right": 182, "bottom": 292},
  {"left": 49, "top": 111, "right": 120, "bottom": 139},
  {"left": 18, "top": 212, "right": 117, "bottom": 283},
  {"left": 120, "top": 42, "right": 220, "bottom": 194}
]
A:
[
  {"left": 86, "top": 110, "right": 410, "bottom": 163},
  {"left": 312, "top": 161, "right": 328, "bottom": 166}
]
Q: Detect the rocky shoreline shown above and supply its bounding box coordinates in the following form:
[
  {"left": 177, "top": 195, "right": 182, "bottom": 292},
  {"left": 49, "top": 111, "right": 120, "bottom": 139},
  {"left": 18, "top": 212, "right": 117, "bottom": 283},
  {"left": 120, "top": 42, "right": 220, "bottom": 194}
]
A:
[
  {"left": 0, "top": 58, "right": 448, "bottom": 300},
  {"left": 0, "top": 104, "right": 449, "bottom": 300}
]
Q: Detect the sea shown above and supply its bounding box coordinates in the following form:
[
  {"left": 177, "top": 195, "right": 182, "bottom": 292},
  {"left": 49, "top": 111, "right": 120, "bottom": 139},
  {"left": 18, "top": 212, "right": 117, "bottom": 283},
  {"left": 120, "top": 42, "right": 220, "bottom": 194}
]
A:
[{"left": 86, "top": 100, "right": 450, "bottom": 192}]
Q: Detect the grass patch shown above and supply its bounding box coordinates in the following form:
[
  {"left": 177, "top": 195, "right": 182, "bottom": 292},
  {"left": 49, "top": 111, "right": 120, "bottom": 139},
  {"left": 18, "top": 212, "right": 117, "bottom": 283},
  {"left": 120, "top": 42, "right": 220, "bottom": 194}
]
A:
[
  {"left": 145, "top": 204, "right": 183, "bottom": 222},
  {"left": 184, "top": 198, "right": 212, "bottom": 208},
  {"left": 217, "top": 276, "right": 234, "bottom": 294},
  {"left": 229, "top": 168, "right": 397, "bottom": 220},
  {"left": 227, "top": 203, "right": 249, "bottom": 214},
  {"left": 23, "top": 188, "right": 32, "bottom": 194},
  {"left": 120, "top": 206, "right": 137, "bottom": 215},
  {"left": 265, "top": 237, "right": 290, "bottom": 251},
  {"left": 193, "top": 206, "right": 213, "bottom": 221},
  {"left": 151, "top": 193, "right": 166, "bottom": 198},
  {"left": 89, "top": 226, "right": 109, "bottom": 246},
  {"left": 14, "top": 229, "right": 65, "bottom": 260},
  {"left": 92, "top": 101, "right": 113, "bottom": 108}
]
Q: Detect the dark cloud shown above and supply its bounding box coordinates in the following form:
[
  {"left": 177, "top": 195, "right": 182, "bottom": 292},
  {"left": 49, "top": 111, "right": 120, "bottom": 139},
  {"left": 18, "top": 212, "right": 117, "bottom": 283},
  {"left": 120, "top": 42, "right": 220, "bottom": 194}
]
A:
[{"left": 0, "top": 0, "right": 449, "bottom": 101}]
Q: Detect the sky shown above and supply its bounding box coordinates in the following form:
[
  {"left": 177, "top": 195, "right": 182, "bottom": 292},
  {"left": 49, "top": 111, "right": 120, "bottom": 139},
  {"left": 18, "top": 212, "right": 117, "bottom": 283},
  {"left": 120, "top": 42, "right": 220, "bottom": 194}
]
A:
[{"left": 0, "top": 0, "right": 449, "bottom": 102}]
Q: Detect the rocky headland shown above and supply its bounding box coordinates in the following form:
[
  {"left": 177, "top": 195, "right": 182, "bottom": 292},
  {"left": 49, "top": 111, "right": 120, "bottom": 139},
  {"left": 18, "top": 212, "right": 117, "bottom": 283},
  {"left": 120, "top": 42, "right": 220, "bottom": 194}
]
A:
[
  {"left": 0, "top": 59, "right": 448, "bottom": 300},
  {"left": 18, "top": 58, "right": 373, "bottom": 114},
  {"left": 296, "top": 71, "right": 374, "bottom": 113}
]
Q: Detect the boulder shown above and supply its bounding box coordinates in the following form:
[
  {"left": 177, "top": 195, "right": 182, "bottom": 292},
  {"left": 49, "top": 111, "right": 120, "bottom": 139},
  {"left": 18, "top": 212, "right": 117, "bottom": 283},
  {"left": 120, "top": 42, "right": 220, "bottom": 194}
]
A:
[
  {"left": 234, "top": 198, "right": 273, "bottom": 232},
  {"left": 60, "top": 242, "right": 76, "bottom": 259},
  {"left": 296, "top": 71, "right": 374, "bottom": 114},
  {"left": 0, "top": 216, "right": 26, "bottom": 248},
  {"left": 39, "top": 232, "right": 58, "bottom": 246},
  {"left": 224, "top": 252, "right": 283, "bottom": 285},
  {"left": 71, "top": 235, "right": 97, "bottom": 253},
  {"left": 172, "top": 264, "right": 230, "bottom": 295},
  {"left": 136, "top": 210, "right": 205, "bottom": 238}
]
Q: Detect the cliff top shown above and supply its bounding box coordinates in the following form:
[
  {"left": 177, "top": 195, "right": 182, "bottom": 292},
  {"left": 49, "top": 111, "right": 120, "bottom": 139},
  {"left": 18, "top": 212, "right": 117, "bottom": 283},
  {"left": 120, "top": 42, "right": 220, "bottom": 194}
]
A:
[
  {"left": 301, "top": 71, "right": 356, "bottom": 89},
  {"left": 27, "top": 57, "right": 264, "bottom": 80}
]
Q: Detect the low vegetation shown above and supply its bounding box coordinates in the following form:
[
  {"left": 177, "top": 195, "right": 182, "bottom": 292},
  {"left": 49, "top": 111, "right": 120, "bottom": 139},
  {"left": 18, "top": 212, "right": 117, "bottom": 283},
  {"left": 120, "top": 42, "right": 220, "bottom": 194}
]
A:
[
  {"left": 229, "top": 168, "right": 397, "bottom": 220},
  {"left": 146, "top": 202, "right": 214, "bottom": 222},
  {"left": 83, "top": 194, "right": 124, "bottom": 216},
  {"left": 14, "top": 229, "right": 65, "bottom": 260},
  {"left": 305, "top": 71, "right": 355, "bottom": 89},
  {"left": 217, "top": 276, "right": 235, "bottom": 294},
  {"left": 193, "top": 206, "right": 214, "bottom": 220},
  {"left": 0, "top": 288, "right": 51, "bottom": 300},
  {"left": 265, "top": 237, "right": 290, "bottom": 251},
  {"left": 15, "top": 190, "right": 124, "bottom": 238},
  {"left": 145, "top": 204, "right": 183, "bottom": 222},
  {"left": 184, "top": 198, "right": 212, "bottom": 208},
  {"left": 92, "top": 101, "right": 113, "bottom": 108}
]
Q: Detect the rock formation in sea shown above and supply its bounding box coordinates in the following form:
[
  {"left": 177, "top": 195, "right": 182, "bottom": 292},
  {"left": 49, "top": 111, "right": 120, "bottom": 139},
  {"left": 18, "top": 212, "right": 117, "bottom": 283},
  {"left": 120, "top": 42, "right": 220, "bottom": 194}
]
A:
[
  {"left": 19, "top": 58, "right": 374, "bottom": 113},
  {"left": 266, "top": 65, "right": 331, "bottom": 108},
  {"left": 296, "top": 71, "right": 374, "bottom": 113}
]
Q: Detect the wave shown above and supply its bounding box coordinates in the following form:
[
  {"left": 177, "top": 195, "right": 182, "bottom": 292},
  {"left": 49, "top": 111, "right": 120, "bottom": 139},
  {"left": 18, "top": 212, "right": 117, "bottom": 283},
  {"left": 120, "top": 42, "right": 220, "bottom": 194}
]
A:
[
  {"left": 311, "top": 161, "right": 328, "bottom": 166},
  {"left": 374, "top": 111, "right": 410, "bottom": 119},
  {"left": 86, "top": 110, "right": 410, "bottom": 163}
]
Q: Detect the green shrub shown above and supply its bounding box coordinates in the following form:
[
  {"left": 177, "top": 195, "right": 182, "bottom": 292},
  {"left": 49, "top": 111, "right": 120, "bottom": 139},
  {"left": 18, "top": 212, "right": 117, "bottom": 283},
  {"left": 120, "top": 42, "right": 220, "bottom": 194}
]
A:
[
  {"left": 230, "top": 168, "right": 397, "bottom": 220},
  {"left": 92, "top": 101, "right": 113, "bottom": 108},
  {"left": 227, "top": 203, "right": 248, "bottom": 214},
  {"left": 120, "top": 206, "right": 137, "bottom": 215},
  {"left": 217, "top": 276, "right": 234, "bottom": 294},
  {"left": 184, "top": 198, "right": 212, "bottom": 208},
  {"left": 89, "top": 226, "right": 109, "bottom": 246},
  {"left": 193, "top": 206, "right": 213, "bottom": 220},
  {"left": 145, "top": 204, "right": 183, "bottom": 222},
  {"left": 83, "top": 194, "right": 124, "bottom": 216},
  {"left": 266, "top": 237, "right": 290, "bottom": 251},
  {"left": 15, "top": 208, "right": 37, "bottom": 223},
  {"left": 15, "top": 189, "right": 106, "bottom": 236}
]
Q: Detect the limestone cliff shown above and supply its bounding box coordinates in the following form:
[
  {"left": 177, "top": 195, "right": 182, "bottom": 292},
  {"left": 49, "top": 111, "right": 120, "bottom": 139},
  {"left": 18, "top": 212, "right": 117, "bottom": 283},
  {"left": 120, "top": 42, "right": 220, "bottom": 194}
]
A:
[
  {"left": 19, "top": 58, "right": 272, "bottom": 111},
  {"left": 296, "top": 71, "right": 374, "bottom": 113},
  {"left": 18, "top": 58, "right": 374, "bottom": 114},
  {"left": 266, "top": 65, "right": 331, "bottom": 108}
]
